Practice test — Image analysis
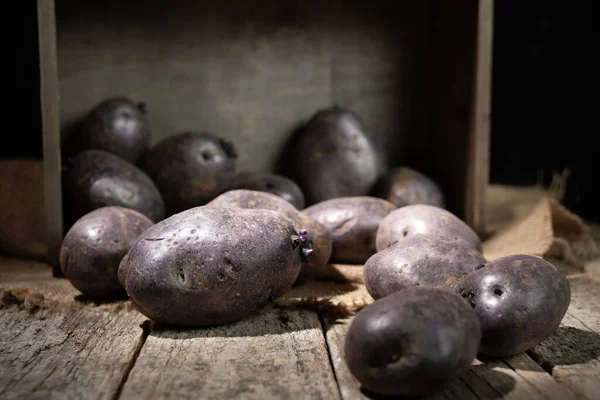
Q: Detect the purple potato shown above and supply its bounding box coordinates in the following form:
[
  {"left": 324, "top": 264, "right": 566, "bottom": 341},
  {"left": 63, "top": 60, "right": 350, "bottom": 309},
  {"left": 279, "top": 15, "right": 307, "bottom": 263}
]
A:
[
  {"left": 303, "top": 196, "right": 396, "bottom": 264},
  {"left": 364, "top": 233, "right": 487, "bottom": 300},
  {"left": 370, "top": 166, "right": 445, "bottom": 208},
  {"left": 344, "top": 286, "right": 481, "bottom": 398},
  {"left": 73, "top": 97, "right": 151, "bottom": 164},
  {"left": 59, "top": 206, "right": 154, "bottom": 299},
  {"left": 140, "top": 131, "right": 238, "bottom": 216},
  {"left": 376, "top": 204, "right": 481, "bottom": 252},
  {"left": 119, "top": 206, "right": 311, "bottom": 326},
  {"left": 282, "top": 106, "right": 387, "bottom": 205},
  {"left": 457, "top": 254, "right": 571, "bottom": 357},
  {"left": 230, "top": 172, "right": 305, "bottom": 209},
  {"left": 206, "top": 189, "right": 332, "bottom": 284},
  {"left": 65, "top": 150, "right": 165, "bottom": 222}
]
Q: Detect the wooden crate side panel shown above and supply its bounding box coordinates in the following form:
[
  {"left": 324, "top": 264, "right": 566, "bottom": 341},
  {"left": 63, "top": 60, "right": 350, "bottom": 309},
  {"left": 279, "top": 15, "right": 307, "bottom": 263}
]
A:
[
  {"left": 37, "top": 0, "right": 63, "bottom": 270},
  {"left": 428, "top": 0, "right": 492, "bottom": 229},
  {"left": 54, "top": 0, "right": 432, "bottom": 175}
]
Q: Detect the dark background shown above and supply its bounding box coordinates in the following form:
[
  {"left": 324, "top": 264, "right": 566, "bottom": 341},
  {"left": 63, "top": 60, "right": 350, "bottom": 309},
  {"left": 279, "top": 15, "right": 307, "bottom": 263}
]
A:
[{"left": 4, "top": 1, "right": 597, "bottom": 221}]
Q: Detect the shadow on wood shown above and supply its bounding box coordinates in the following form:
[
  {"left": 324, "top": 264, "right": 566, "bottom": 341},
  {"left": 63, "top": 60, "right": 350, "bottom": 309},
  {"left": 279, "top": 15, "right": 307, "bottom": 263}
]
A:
[
  {"left": 148, "top": 305, "right": 320, "bottom": 338},
  {"left": 528, "top": 326, "right": 600, "bottom": 368}
]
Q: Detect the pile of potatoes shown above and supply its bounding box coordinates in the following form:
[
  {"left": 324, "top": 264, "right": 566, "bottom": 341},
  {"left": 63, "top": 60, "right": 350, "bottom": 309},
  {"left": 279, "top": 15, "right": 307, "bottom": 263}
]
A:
[{"left": 59, "top": 97, "right": 571, "bottom": 397}]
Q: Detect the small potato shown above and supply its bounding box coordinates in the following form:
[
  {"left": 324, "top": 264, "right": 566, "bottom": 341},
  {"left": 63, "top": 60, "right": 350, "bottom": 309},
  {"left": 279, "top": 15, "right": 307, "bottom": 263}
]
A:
[
  {"left": 280, "top": 106, "right": 387, "bottom": 205},
  {"left": 230, "top": 172, "right": 305, "bottom": 209},
  {"left": 457, "top": 254, "right": 571, "bottom": 357},
  {"left": 364, "top": 234, "right": 486, "bottom": 300},
  {"left": 376, "top": 204, "right": 481, "bottom": 252},
  {"left": 303, "top": 196, "right": 396, "bottom": 264},
  {"left": 59, "top": 206, "right": 154, "bottom": 299},
  {"left": 370, "top": 166, "right": 445, "bottom": 208},
  {"left": 119, "top": 206, "right": 311, "bottom": 326},
  {"left": 72, "top": 97, "right": 151, "bottom": 164},
  {"left": 64, "top": 149, "right": 165, "bottom": 223},
  {"left": 207, "top": 189, "right": 332, "bottom": 283},
  {"left": 140, "top": 131, "right": 238, "bottom": 216},
  {"left": 344, "top": 286, "right": 481, "bottom": 398}
]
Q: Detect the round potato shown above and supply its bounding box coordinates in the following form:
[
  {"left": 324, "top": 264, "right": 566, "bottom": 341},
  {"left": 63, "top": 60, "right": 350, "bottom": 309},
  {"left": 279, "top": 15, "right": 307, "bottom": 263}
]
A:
[
  {"left": 376, "top": 204, "right": 481, "bottom": 252},
  {"left": 72, "top": 97, "right": 151, "bottom": 164},
  {"left": 344, "top": 286, "right": 481, "bottom": 398},
  {"left": 140, "top": 131, "right": 238, "bottom": 216},
  {"left": 59, "top": 206, "right": 154, "bottom": 299},
  {"left": 64, "top": 149, "right": 165, "bottom": 223},
  {"left": 370, "top": 166, "right": 445, "bottom": 208},
  {"left": 303, "top": 196, "right": 396, "bottom": 264},
  {"left": 230, "top": 172, "right": 305, "bottom": 209},
  {"left": 281, "top": 106, "right": 387, "bottom": 205},
  {"left": 119, "top": 206, "right": 311, "bottom": 327},
  {"left": 207, "top": 189, "right": 332, "bottom": 283},
  {"left": 364, "top": 233, "right": 486, "bottom": 300},
  {"left": 458, "top": 254, "right": 571, "bottom": 357}
]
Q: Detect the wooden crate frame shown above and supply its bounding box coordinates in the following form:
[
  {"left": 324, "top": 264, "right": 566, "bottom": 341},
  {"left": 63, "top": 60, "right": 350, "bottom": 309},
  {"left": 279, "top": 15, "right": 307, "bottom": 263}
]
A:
[{"left": 38, "top": 0, "right": 493, "bottom": 269}]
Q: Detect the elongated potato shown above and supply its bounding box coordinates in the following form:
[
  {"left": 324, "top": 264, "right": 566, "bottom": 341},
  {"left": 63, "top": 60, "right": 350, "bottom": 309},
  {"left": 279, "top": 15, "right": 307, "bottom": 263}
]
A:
[
  {"left": 119, "top": 206, "right": 312, "bottom": 326},
  {"left": 64, "top": 149, "right": 165, "bottom": 223},
  {"left": 364, "top": 233, "right": 486, "bottom": 300},
  {"left": 303, "top": 196, "right": 396, "bottom": 264},
  {"left": 376, "top": 204, "right": 481, "bottom": 252}
]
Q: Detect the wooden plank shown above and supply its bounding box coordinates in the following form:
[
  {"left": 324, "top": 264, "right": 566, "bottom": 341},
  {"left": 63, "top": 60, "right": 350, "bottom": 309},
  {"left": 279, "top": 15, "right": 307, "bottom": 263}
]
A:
[
  {"left": 323, "top": 315, "right": 576, "bottom": 400},
  {"left": 37, "top": 0, "right": 64, "bottom": 273},
  {"left": 0, "top": 303, "right": 146, "bottom": 400},
  {"left": 120, "top": 306, "right": 340, "bottom": 399},
  {"left": 467, "top": 0, "right": 493, "bottom": 236},
  {"left": 527, "top": 274, "right": 600, "bottom": 399}
]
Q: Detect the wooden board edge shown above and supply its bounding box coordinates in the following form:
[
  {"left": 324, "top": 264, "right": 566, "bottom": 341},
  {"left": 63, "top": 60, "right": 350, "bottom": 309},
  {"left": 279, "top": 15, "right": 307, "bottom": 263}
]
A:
[
  {"left": 37, "top": 0, "right": 63, "bottom": 272},
  {"left": 467, "top": 0, "right": 494, "bottom": 237}
]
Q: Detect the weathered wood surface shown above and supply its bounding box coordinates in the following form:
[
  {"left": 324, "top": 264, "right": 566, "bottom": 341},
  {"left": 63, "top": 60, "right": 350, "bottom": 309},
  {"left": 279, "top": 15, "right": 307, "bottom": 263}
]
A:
[
  {"left": 0, "top": 303, "right": 146, "bottom": 400},
  {"left": 322, "top": 316, "right": 577, "bottom": 400},
  {"left": 2, "top": 258, "right": 600, "bottom": 399},
  {"left": 120, "top": 306, "right": 340, "bottom": 400},
  {"left": 528, "top": 273, "right": 600, "bottom": 400}
]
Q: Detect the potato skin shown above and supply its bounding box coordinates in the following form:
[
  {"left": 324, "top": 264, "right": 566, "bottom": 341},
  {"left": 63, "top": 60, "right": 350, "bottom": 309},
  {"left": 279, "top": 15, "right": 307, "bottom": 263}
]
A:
[
  {"left": 59, "top": 206, "right": 154, "bottom": 299},
  {"left": 457, "top": 254, "right": 571, "bottom": 357},
  {"left": 370, "top": 166, "right": 445, "bottom": 208},
  {"left": 344, "top": 286, "right": 481, "bottom": 398},
  {"left": 207, "top": 189, "right": 332, "bottom": 283},
  {"left": 65, "top": 150, "right": 165, "bottom": 222},
  {"left": 230, "top": 172, "right": 305, "bottom": 209},
  {"left": 73, "top": 97, "right": 151, "bottom": 164},
  {"left": 140, "top": 131, "right": 238, "bottom": 216},
  {"left": 376, "top": 204, "right": 481, "bottom": 252},
  {"left": 303, "top": 196, "right": 396, "bottom": 264},
  {"left": 364, "top": 234, "right": 486, "bottom": 300},
  {"left": 119, "top": 206, "right": 304, "bottom": 326},
  {"left": 282, "top": 106, "right": 386, "bottom": 205}
]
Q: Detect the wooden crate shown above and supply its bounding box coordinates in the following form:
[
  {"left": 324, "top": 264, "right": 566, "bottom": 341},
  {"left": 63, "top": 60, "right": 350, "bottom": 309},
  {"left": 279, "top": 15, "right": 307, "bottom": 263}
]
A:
[{"left": 38, "top": 0, "right": 493, "bottom": 268}]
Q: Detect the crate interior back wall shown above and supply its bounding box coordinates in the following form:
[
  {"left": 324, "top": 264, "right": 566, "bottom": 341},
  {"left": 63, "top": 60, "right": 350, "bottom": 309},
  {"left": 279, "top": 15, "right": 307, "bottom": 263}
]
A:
[{"left": 39, "top": 0, "right": 493, "bottom": 267}]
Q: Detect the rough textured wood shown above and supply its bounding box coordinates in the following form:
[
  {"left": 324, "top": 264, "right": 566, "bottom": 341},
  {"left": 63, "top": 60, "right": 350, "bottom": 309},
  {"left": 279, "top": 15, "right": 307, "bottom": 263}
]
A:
[
  {"left": 37, "top": 0, "right": 64, "bottom": 271},
  {"left": 120, "top": 306, "right": 340, "bottom": 399},
  {"left": 0, "top": 305, "right": 146, "bottom": 400},
  {"left": 528, "top": 274, "right": 600, "bottom": 399},
  {"left": 467, "top": 0, "right": 493, "bottom": 236},
  {"left": 323, "top": 315, "right": 576, "bottom": 400}
]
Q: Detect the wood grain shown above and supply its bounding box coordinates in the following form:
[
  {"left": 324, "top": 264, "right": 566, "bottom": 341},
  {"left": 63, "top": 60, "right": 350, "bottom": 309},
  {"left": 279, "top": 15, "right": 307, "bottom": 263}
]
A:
[
  {"left": 0, "top": 305, "right": 146, "bottom": 400},
  {"left": 120, "top": 306, "right": 340, "bottom": 399},
  {"left": 323, "top": 315, "right": 576, "bottom": 400},
  {"left": 37, "top": 0, "right": 64, "bottom": 272},
  {"left": 528, "top": 274, "right": 600, "bottom": 399}
]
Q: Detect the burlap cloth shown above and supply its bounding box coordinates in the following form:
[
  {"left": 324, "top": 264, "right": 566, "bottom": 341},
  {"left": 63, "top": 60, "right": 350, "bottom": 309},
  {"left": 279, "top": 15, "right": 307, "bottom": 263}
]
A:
[
  {"left": 1, "top": 160, "right": 599, "bottom": 318},
  {"left": 277, "top": 189, "right": 600, "bottom": 317}
]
